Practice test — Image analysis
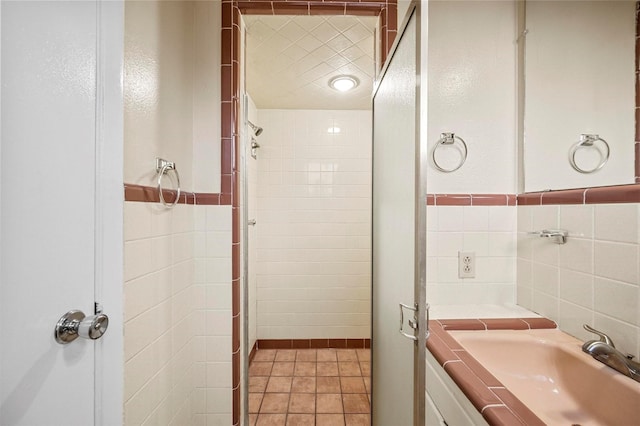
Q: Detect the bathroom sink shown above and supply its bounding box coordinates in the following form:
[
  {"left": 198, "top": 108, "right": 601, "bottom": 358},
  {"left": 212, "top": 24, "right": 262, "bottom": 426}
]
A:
[{"left": 449, "top": 329, "right": 640, "bottom": 426}]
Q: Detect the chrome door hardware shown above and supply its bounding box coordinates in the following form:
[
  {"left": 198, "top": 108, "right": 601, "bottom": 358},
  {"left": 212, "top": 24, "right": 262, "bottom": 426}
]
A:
[
  {"left": 54, "top": 309, "right": 109, "bottom": 344},
  {"left": 399, "top": 303, "right": 418, "bottom": 341},
  {"left": 248, "top": 219, "right": 257, "bottom": 226}
]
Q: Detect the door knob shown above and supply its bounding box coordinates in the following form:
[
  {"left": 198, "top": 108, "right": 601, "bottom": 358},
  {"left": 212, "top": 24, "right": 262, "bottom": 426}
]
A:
[{"left": 54, "top": 309, "right": 109, "bottom": 344}]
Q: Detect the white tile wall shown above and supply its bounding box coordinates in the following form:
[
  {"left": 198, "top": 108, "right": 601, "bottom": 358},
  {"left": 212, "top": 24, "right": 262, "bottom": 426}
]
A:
[
  {"left": 124, "top": 203, "right": 232, "bottom": 426},
  {"left": 427, "top": 205, "right": 517, "bottom": 305},
  {"left": 517, "top": 203, "right": 640, "bottom": 359},
  {"left": 194, "top": 205, "right": 233, "bottom": 426},
  {"left": 246, "top": 95, "right": 259, "bottom": 353},
  {"left": 254, "top": 109, "right": 371, "bottom": 339}
]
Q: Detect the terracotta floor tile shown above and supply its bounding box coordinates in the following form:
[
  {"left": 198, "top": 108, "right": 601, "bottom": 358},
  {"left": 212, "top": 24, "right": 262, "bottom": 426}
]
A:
[
  {"left": 250, "top": 376, "right": 269, "bottom": 393},
  {"left": 271, "top": 362, "right": 295, "bottom": 376},
  {"left": 342, "top": 394, "right": 369, "bottom": 414},
  {"left": 286, "top": 414, "right": 315, "bottom": 426},
  {"left": 288, "top": 393, "right": 316, "bottom": 414},
  {"left": 340, "top": 377, "right": 365, "bottom": 394},
  {"left": 345, "top": 414, "right": 370, "bottom": 426},
  {"left": 260, "top": 393, "right": 290, "bottom": 413},
  {"left": 256, "top": 414, "right": 287, "bottom": 426},
  {"left": 294, "top": 362, "right": 316, "bottom": 376},
  {"left": 249, "top": 347, "right": 370, "bottom": 421},
  {"left": 266, "top": 376, "right": 292, "bottom": 393},
  {"left": 249, "top": 393, "right": 264, "bottom": 413},
  {"left": 316, "top": 393, "right": 343, "bottom": 413},
  {"left": 249, "top": 413, "right": 258, "bottom": 426},
  {"left": 254, "top": 350, "right": 277, "bottom": 362},
  {"left": 317, "top": 349, "right": 337, "bottom": 362},
  {"left": 275, "top": 350, "right": 297, "bottom": 362},
  {"left": 336, "top": 350, "right": 358, "bottom": 362},
  {"left": 317, "top": 362, "right": 339, "bottom": 376},
  {"left": 317, "top": 376, "right": 341, "bottom": 393},
  {"left": 250, "top": 362, "right": 274, "bottom": 376},
  {"left": 291, "top": 377, "right": 316, "bottom": 393},
  {"left": 355, "top": 350, "right": 370, "bottom": 362},
  {"left": 296, "top": 350, "right": 317, "bottom": 362},
  {"left": 338, "top": 362, "right": 361, "bottom": 376},
  {"left": 316, "top": 414, "right": 346, "bottom": 426}
]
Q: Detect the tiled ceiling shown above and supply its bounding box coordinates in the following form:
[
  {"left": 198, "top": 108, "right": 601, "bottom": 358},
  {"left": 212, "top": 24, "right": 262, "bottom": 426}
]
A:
[{"left": 244, "top": 15, "right": 377, "bottom": 110}]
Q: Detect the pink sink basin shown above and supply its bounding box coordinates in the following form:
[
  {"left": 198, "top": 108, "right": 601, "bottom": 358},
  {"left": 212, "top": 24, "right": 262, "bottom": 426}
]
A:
[{"left": 449, "top": 329, "right": 640, "bottom": 426}]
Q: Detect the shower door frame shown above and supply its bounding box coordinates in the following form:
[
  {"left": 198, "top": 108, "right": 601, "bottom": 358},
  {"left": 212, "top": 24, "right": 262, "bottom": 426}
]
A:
[
  {"left": 233, "top": 1, "right": 400, "bottom": 424},
  {"left": 371, "top": 2, "right": 427, "bottom": 424}
]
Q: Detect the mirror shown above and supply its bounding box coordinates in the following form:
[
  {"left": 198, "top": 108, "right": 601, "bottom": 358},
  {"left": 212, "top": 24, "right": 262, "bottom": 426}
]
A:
[{"left": 523, "top": 0, "right": 636, "bottom": 192}]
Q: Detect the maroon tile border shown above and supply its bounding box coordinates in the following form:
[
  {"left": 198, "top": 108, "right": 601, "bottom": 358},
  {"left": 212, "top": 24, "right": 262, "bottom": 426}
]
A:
[
  {"left": 426, "top": 187, "right": 640, "bottom": 206},
  {"left": 426, "top": 194, "right": 516, "bottom": 206},
  {"left": 427, "top": 318, "right": 555, "bottom": 426},
  {"left": 249, "top": 342, "right": 258, "bottom": 365},
  {"left": 124, "top": 183, "right": 221, "bottom": 205},
  {"left": 517, "top": 184, "right": 640, "bottom": 206},
  {"left": 224, "top": 2, "right": 395, "bottom": 423},
  {"left": 257, "top": 338, "right": 371, "bottom": 350}
]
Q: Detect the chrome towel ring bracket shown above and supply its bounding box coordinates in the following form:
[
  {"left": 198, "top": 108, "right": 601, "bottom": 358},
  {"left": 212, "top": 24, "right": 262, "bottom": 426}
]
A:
[
  {"left": 431, "top": 132, "right": 468, "bottom": 173},
  {"left": 568, "top": 134, "right": 610, "bottom": 174},
  {"left": 156, "top": 157, "right": 181, "bottom": 208}
]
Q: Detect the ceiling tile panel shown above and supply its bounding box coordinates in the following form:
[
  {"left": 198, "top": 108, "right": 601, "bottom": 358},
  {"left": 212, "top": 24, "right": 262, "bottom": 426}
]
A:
[{"left": 245, "top": 15, "right": 376, "bottom": 110}]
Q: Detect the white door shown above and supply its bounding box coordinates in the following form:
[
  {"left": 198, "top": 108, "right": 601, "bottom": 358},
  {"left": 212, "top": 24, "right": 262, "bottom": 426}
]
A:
[
  {"left": 371, "top": 4, "right": 427, "bottom": 426},
  {"left": 0, "top": 1, "right": 123, "bottom": 425}
]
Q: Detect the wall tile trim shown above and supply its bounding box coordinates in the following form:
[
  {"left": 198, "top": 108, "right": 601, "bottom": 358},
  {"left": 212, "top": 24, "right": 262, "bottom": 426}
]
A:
[
  {"left": 430, "top": 185, "right": 640, "bottom": 206},
  {"left": 517, "top": 183, "right": 640, "bottom": 205},
  {"left": 257, "top": 339, "right": 371, "bottom": 350},
  {"left": 427, "top": 193, "right": 516, "bottom": 206},
  {"left": 124, "top": 183, "right": 222, "bottom": 205},
  {"left": 428, "top": 318, "right": 556, "bottom": 426}
]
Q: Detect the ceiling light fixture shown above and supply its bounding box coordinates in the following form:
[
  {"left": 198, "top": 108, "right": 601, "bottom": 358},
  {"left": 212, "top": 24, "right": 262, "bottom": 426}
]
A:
[{"left": 329, "top": 75, "right": 359, "bottom": 92}]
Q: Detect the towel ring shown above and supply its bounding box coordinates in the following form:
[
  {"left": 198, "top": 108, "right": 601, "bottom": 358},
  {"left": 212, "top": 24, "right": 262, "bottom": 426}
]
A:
[
  {"left": 156, "top": 157, "right": 181, "bottom": 208},
  {"left": 568, "top": 134, "right": 610, "bottom": 174},
  {"left": 431, "top": 132, "right": 468, "bottom": 173}
]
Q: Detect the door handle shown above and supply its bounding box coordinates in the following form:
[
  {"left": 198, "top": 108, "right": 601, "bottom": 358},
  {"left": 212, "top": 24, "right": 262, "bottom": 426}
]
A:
[
  {"left": 54, "top": 309, "right": 109, "bottom": 344},
  {"left": 399, "top": 303, "right": 431, "bottom": 341},
  {"left": 248, "top": 219, "right": 257, "bottom": 226},
  {"left": 399, "top": 303, "right": 418, "bottom": 341}
]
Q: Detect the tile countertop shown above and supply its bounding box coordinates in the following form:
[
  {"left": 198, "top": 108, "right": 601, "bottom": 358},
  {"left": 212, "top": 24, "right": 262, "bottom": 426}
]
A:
[{"left": 426, "top": 304, "right": 553, "bottom": 426}]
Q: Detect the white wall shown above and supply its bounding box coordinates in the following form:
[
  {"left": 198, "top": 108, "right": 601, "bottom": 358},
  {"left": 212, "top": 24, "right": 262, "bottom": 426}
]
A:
[
  {"left": 124, "top": 1, "right": 194, "bottom": 189},
  {"left": 192, "top": 1, "right": 222, "bottom": 193},
  {"left": 255, "top": 109, "right": 372, "bottom": 339},
  {"left": 524, "top": 0, "right": 635, "bottom": 191},
  {"left": 426, "top": 0, "right": 517, "bottom": 194},
  {"left": 517, "top": 203, "right": 640, "bottom": 360},
  {"left": 124, "top": 0, "right": 221, "bottom": 193}
]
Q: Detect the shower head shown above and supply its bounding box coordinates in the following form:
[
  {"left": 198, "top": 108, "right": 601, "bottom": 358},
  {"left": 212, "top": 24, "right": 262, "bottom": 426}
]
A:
[{"left": 248, "top": 120, "right": 263, "bottom": 137}]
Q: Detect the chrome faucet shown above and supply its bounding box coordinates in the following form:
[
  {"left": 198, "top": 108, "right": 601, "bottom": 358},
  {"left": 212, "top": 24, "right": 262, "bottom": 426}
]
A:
[{"left": 582, "top": 324, "right": 640, "bottom": 383}]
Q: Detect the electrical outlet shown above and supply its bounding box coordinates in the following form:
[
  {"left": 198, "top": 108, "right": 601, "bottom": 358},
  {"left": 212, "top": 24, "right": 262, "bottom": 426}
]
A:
[{"left": 458, "top": 251, "right": 475, "bottom": 278}]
